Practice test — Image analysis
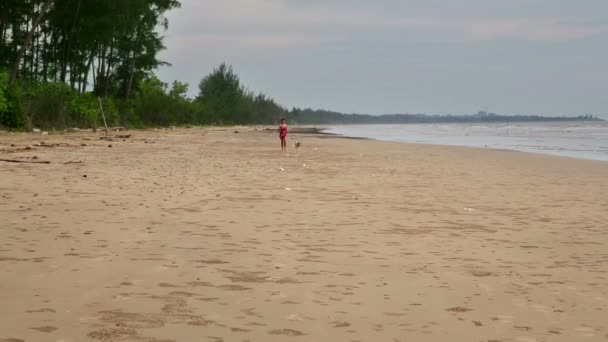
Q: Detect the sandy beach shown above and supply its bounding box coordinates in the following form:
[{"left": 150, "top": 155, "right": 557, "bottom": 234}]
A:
[{"left": 1, "top": 127, "right": 607, "bottom": 342}]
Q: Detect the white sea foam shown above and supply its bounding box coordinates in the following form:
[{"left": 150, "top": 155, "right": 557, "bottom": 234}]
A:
[{"left": 325, "top": 121, "right": 608, "bottom": 161}]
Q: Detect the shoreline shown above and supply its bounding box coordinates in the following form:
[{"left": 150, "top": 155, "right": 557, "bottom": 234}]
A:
[{"left": 2, "top": 125, "right": 607, "bottom": 164}]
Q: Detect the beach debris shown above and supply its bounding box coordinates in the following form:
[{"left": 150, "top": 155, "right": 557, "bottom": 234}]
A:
[
  {"left": 234, "top": 130, "right": 240, "bottom": 134},
  {"left": 284, "top": 188, "right": 292, "bottom": 191},
  {"left": 33, "top": 142, "right": 73, "bottom": 148},
  {"left": 278, "top": 167, "right": 285, "bottom": 172},
  {"left": 463, "top": 208, "right": 476, "bottom": 212},
  {"left": 33, "top": 128, "right": 41, "bottom": 133},
  {"left": 100, "top": 134, "right": 130, "bottom": 141},
  {"left": 108, "top": 144, "right": 112, "bottom": 148},
  {"left": 64, "top": 161, "right": 84, "bottom": 165},
  {"left": 0, "top": 158, "right": 50, "bottom": 164},
  {"left": 83, "top": 175, "right": 87, "bottom": 178},
  {"left": 41, "top": 131, "right": 49, "bottom": 135}
]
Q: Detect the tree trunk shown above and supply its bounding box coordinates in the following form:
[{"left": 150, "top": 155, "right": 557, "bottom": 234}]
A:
[
  {"left": 9, "top": 0, "right": 55, "bottom": 86},
  {"left": 60, "top": 33, "right": 68, "bottom": 82},
  {"left": 91, "top": 55, "right": 97, "bottom": 91},
  {"left": 23, "top": 16, "right": 30, "bottom": 80},
  {"left": 104, "top": 42, "right": 114, "bottom": 97},
  {"left": 97, "top": 45, "right": 106, "bottom": 93},
  {"left": 67, "top": 0, "right": 82, "bottom": 89},
  {"left": 82, "top": 50, "right": 95, "bottom": 94},
  {"left": 0, "top": 12, "right": 5, "bottom": 47},
  {"left": 0, "top": 6, "right": 6, "bottom": 52},
  {"left": 42, "top": 21, "right": 48, "bottom": 82},
  {"left": 70, "top": 59, "right": 76, "bottom": 90},
  {"left": 125, "top": 52, "right": 136, "bottom": 101},
  {"left": 34, "top": 20, "right": 40, "bottom": 80}
]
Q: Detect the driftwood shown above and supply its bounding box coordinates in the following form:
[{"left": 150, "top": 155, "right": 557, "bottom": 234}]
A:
[
  {"left": 100, "top": 134, "right": 131, "bottom": 141},
  {"left": 0, "top": 158, "right": 50, "bottom": 164},
  {"left": 63, "top": 161, "right": 84, "bottom": 165},
  {"left": 33, "top": 142, "right": 73, "bottom": 148}
]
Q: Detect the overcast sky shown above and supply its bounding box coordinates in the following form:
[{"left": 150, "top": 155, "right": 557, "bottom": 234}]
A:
[{"left": 156, "top": 0, "right": 608, "bottom": 118}]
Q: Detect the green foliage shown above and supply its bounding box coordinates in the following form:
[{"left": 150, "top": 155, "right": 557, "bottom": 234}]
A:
[
  {"left": 0, "top": 72, "right": 24, "bottom": 128},
  {"left": 130, "top": 76, "right": 199, "bottom": 126},
  {"left": 132, "top": 76, "right": 169, "bottom": 126},
  {"left": 20, "top": 81, "right": 73, "bottom": 129},
  {"left": 195, "top": 63, "right": 286, "bottom": 125},
  {"left": 196, "top": 63, "right": 243, "bottom": 124},
  {"left": 68, "top": 94, "right": 99, "bottom": 128},
  {"left": 1, "top": 0, "right": 180, "bottom": 97}
]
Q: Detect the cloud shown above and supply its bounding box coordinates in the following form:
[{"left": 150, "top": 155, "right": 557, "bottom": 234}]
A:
[
  {"left": 170, "top": 33, "right": 337, "bottom": 50},
  {"left": 168, "top": 0, "right": 608, "bottom": 45},
  {"left": 468, "top": 19, "right": 608, "bottom": 41}
]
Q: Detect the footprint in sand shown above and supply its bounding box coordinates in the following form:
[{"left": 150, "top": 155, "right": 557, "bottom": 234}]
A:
[
  {"left": 514, "top": 337, "right": 537, "bottom": 342},
  {"left": 491, "top": 314, "right": 513, "bottom": 324},
  {"left": 286, "top": 314, "right": 304, "bottom": 322},
  {"left": 333, "top": 322, "right": 351, "bottom": 328},
  {"left": 26, "top": 308, "right": 56, "bottom": 313},
  {"left": 446, "top": 307, "right": 472, "bottom": 313},
  {"left": 574, "top": 326, "right": 595, "bottom": 337},
  {"left": 268, "top": 329, "right": 306, "bottom": 336},
  {"left": 30, "top": 326, "right": 57, "bottom": 333}
]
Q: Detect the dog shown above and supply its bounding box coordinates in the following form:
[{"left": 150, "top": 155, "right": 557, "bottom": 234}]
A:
[{"left": 294, "top": 141, "right": 302, "bottom": 149}]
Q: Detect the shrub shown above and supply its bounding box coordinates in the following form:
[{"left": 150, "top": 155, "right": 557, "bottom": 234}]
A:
[
  {"left": 68, "top": 94, "right": 100, "bottom": 128},
  {"left": 0, "top": 72, "right": 25, "bottom": 129},
  {"left": 20, "top": 81, "right": 73, "bottom": 129}
]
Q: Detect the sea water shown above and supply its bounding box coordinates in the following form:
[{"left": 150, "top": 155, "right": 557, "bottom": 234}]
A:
[{"left": 324, "top": 121, "right": 608, "bottom": 161}]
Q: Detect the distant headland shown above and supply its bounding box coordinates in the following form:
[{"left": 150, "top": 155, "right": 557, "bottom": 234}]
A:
[{"left": 287, "top": 109, "right": 604, "bottom": 125}]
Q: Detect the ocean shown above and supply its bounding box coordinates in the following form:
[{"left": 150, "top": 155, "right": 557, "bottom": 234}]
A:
[{"left": 324, "top": 121, "right": 608, "bottom": 161}]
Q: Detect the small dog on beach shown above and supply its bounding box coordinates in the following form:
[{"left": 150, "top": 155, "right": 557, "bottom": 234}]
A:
[{"left": 294, "top": 141, "right": 302, "bottom": 149}]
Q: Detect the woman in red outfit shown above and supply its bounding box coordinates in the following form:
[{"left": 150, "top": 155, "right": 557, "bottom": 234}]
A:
[{"left": 278, "top": 118, "right": 288, "bottom": 151}]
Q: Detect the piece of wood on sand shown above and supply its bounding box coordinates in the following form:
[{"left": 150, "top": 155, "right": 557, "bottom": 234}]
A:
[
  {"left": 0, "top": 158, "right": 50, "bottom": 164},
  {"left": 99, "top": 134, "right": 131, "bottom": 141}
]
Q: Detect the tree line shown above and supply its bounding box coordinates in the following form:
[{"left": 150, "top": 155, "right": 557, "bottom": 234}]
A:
[
  {"left": 0, "top": 0, "right": 287, "bottom": 130},
  {"left": 286, "top": 109, "right": 602, "bottom": 124}
]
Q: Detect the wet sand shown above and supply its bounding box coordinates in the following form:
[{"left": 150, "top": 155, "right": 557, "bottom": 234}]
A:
[{"left": 1, "top": 127, "right": 607, "bottom": 342}]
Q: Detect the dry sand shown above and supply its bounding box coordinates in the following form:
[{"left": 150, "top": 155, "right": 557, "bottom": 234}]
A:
[{"left": 0, "top": 127, "right": 607, "bottom": 342}]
